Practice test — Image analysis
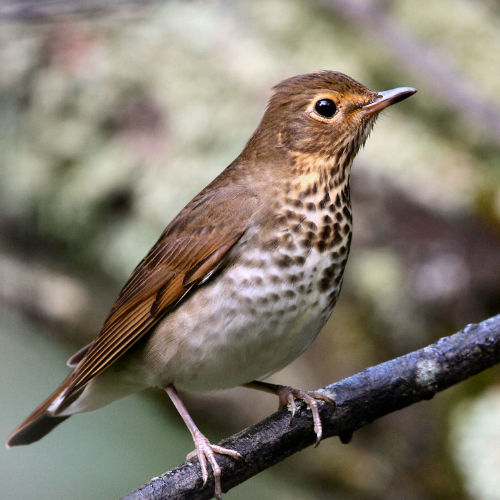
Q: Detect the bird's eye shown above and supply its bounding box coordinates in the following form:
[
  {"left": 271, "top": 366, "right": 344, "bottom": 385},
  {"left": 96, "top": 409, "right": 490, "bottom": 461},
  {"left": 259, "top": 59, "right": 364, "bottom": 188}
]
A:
[{"left": 314, "top": 99, "right": 337, "bottom": 118}]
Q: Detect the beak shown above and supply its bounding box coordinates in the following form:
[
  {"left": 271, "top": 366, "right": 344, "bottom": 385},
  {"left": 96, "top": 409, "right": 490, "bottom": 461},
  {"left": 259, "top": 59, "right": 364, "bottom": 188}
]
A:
[{"left": 362, "top": 87, "right": 417, "bottom": 114}]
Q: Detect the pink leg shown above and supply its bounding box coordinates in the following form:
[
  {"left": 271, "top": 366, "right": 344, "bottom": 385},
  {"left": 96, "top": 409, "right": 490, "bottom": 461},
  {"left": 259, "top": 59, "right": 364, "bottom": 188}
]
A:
[
  {"left": 165, "top": 385, "right": 241, "bottom": 499},
  {"left": 244, "top": 380, "right": 334, "bottom": 446}
]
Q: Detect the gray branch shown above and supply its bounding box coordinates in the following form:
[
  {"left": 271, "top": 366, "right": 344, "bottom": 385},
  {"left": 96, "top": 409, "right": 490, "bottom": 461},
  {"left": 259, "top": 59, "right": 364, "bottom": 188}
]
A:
[
  {"left": 0, "top": 0, "right": 156, "bottom": 21},
  {"left": 317, "top": 0, "right": 500, "bottom": 145},
  {"left": 123, "top": 313, "right": 500, "bottom": 500}
]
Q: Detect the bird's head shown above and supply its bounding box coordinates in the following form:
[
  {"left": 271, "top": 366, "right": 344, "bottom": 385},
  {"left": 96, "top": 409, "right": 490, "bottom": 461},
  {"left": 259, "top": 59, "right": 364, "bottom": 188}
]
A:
[{"left": 248, "top": 71, "right": 416, "bottom": 176}]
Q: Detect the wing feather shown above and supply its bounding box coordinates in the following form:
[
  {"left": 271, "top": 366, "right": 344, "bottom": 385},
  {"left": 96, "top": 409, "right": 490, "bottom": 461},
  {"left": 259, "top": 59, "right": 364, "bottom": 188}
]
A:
[{"left": 63, "top": 183, "right": 259, "bottom": 400}]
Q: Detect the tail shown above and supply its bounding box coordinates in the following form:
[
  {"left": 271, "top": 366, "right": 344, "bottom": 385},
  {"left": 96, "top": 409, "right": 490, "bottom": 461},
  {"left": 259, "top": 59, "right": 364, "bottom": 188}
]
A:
[
  {"left": 6, "top": 415, "right": 69, "bottom": 447},
  {"left": 7, "top": 358, "right": 142, "bottom": 447},
  {"left": 7, "top": 344, "right": 93, "bottom": 447},
  {"left": 7, "top": 342, "right": 144, "bottom": 447},
  {"left": 6, "top": 377, "right": 74, "bottom": 447}
]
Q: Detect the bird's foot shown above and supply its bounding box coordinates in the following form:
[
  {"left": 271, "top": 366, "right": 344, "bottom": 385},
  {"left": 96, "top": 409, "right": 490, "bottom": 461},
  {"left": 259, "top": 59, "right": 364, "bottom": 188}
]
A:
[
  {"left": 276, "top": 385, "right": 334, "bottom": 446},
  {"left": 186, "top": 430, "right": 242, "bottom": 499}
]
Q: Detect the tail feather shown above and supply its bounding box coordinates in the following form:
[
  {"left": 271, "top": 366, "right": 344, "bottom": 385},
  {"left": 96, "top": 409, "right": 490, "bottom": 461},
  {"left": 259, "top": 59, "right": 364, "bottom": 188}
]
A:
[
  {"left": 6, "top": 414, "right": 69, "bottom": 447},
  {"left": 7, "top": 347, "right": 141, "bottom": 447},
  {"left": 6, "top": 377, "right": 73, "bottom": 447}
]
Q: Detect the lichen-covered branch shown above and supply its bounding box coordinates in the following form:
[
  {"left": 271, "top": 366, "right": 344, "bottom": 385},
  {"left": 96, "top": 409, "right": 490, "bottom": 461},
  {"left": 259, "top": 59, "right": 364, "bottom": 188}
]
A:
[
  {"left": 317, "top": 0, "right": 500, "bottom": 145},
  {"left": 123, "top": 314, "right": 500, "bottom": 500}
]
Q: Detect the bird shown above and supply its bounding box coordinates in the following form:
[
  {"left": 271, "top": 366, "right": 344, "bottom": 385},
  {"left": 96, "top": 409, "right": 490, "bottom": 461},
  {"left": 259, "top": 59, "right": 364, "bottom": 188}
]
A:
[{"left": 6, "top": 71, "right": 416, "bottom": 498}]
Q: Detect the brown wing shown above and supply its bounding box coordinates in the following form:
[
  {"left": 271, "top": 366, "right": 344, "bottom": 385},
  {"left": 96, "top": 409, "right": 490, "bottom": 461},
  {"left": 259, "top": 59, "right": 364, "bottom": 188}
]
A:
[{"left": 64, "top": 183, "right": 260, "bottom": 399}]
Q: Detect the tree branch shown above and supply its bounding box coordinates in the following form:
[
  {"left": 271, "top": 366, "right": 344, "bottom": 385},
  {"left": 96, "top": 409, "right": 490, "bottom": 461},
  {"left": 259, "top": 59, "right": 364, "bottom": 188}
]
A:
[
  {"left": 123, "top": 314, "right": 500, "bottom": 500},
  {"left": 0, "top": 0, "right": 155, "bottom": 22},
  {"left": 317, "top": 0, "right": 500, "bottom": 146}
]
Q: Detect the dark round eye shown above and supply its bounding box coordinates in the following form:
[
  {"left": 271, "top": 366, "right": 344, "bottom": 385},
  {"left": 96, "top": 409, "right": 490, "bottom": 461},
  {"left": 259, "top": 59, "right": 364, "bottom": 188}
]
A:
[{"left": 314, "top": 98, "right": 336, "bottom": 118}]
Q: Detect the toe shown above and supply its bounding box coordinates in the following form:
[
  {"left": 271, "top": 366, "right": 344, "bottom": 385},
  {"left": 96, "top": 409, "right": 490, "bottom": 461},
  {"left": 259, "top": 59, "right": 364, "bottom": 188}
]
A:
[
  {"left": 211, "top": 444, "right": 243, "bottom": 459},
  {"left": 197, "top": 448, "right": 209, "bottom": 486},
  {"left": 287, "top": 394, "right": 297, "bottom": 420},
  {"left": 187, "top": 434, "right": 241, "bottom": 497},
  {"left": 282, "top": 387, "right": 334, "bottom": 445},
  {"left": 311, "top": 391, "right": 335, "bottom": 406},
  {"left": 207, "top": 454, "right": 222, "bottom": 499}
]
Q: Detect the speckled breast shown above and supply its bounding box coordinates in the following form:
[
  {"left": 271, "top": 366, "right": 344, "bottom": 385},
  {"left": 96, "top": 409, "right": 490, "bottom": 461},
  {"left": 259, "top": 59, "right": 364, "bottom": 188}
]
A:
[{"left": 145, "top": 174, "right": 354, "bottom": 393}]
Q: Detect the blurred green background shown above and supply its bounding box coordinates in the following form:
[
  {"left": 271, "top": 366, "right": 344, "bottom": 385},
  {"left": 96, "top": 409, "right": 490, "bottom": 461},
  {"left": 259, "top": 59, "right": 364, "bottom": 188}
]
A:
[{"left": 1, "top": 1, "right": 499, "bottom": 498}]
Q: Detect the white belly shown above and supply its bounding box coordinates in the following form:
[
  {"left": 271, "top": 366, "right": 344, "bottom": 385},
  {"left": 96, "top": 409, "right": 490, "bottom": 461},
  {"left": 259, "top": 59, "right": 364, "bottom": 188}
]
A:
[
  {"left": 135, "top": 184, "right": 351, "bottom": 393},
  {"left": 141, "top": 244, "right": 345, "bottom": 393}
]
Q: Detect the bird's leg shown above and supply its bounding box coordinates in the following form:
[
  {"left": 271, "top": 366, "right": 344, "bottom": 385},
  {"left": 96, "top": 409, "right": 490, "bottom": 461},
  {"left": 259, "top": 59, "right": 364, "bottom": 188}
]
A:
[
  {"left": 165, "top": 385, "right": 242, "bottom": 499},
  {"left": 244, "top": 380, "right": 334, "bottom": 446}
]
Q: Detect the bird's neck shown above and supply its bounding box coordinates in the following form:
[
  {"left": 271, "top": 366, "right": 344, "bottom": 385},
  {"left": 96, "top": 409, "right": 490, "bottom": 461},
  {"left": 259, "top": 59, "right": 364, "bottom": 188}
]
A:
[{"left": 232, "top": 133, "right": 356, "bottom": 213}]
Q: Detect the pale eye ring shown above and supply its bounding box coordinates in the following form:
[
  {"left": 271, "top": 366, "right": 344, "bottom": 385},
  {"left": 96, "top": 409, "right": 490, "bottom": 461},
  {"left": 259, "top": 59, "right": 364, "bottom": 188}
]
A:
[{"left": 314, "top": 98, "right": 337, "bottom": 118}]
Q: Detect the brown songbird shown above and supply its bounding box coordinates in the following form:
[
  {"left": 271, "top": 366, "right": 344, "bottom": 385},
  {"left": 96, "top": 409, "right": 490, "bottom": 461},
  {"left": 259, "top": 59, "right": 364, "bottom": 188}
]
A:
[{"left": 7, "top": 71, "right": 416, "bottom": 498}]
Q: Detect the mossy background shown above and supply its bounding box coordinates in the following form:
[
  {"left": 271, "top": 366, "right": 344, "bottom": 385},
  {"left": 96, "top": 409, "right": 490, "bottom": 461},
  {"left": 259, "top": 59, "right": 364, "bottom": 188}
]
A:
[{"left": 1, "top": 1, "right": 499, "bottom": 498}]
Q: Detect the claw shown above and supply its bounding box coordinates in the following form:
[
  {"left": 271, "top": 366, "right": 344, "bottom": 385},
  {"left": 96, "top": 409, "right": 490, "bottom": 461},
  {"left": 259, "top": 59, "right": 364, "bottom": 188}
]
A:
[
  {"left": 244, "top": 381, "right": 335, "bottom": 448},
  {"left": 279, "top": 392, "right": 297, "bottom": 421},
  {"left": 187, "top": 431, "right": 242, "bottom": 498},
  {"left": 165, "top": 385, "right": 242, "bottom": 499},
  {"left": 277, "top": 386, "right": 335, "bottom": 446},
  {"left": 289, "top": 395, "right": 297, "bottom": 420}
]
